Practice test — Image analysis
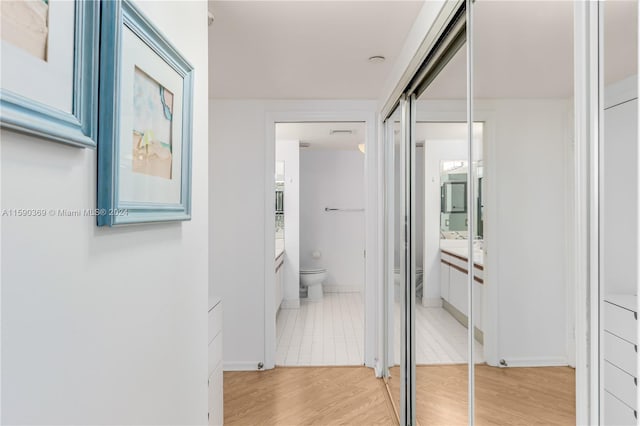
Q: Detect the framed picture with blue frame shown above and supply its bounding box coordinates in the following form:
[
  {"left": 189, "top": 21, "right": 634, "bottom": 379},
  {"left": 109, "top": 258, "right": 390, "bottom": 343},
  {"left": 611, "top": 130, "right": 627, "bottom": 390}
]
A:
[
  {"left": 97, "top": 0, "right": 194, "bottom": 226},
  {"left": 0, "top": 0, "right": 99, "bottom": 148}
]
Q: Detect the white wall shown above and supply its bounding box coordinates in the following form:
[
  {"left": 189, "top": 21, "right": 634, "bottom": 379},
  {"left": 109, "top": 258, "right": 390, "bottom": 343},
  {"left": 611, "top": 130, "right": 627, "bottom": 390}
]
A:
[
  {"left": 422, "top": 138, "right": 467, "bottom": 305},
  {"left": 480, "top": 99, "right": 573, "bottom": 366},
  {"left": 2, "top": 1, "right": 209, "bottom": 424},
  {"left": 209, "top": 100, "right": 266, "bottom": 370},
  {"left": 299, "top": 150, "right": 365, "bottom": 292},
  {"left": 209, "top": 99, "right": 377, "bottom": 370},
  {"left": 276, "top": 140, "right": 300, "bottom": 307},
  {"left": 602, "top": 75, "right": 638, "bottom": 296}
]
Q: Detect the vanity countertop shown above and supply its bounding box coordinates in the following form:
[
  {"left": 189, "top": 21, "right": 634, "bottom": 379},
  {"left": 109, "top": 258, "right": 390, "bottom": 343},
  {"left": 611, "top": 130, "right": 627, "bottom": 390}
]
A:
[{"left": 440, "top": 243, "right": 484, "bottom": 267}]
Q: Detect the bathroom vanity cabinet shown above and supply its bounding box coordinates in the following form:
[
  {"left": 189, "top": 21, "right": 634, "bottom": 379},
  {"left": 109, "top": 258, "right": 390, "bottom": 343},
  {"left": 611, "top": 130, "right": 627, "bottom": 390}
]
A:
[
  {"left": 275, "top": 250, "right": 284, "bottom": 313},
  {"left": 440, "top": 249, "right": 484, "bottom": 338},
  {"left": 208, "top": 298, "right": 223, "bottom": 426}
]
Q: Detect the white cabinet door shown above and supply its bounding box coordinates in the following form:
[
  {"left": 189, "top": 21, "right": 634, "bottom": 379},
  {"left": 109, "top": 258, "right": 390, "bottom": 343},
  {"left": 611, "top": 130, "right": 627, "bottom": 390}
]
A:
[
  {"left": 449, "top": 267, "right": 468, "bottom": 316},
  {"left": 473, "top": 281, "right": 483, "bottom": 331},
  {"left": 275, "top": 263, "right": 283, "bottom": 312},
  {"left": 440, "top": 262, "right": 450, "bottom": 301}
]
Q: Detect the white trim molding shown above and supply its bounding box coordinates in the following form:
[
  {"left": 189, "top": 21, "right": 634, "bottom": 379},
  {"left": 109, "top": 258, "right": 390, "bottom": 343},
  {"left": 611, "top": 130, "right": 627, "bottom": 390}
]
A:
[
  {"left": 500, "top": 357, "right": 570, "bottom": 368},
  {"left": 223, "top": 362, "right": 264, "bottom": 372},
  {"left": 280, "top": 299, "right": 300, "bottom": 310},
  {"left": 573, "top": 2, "right": 601, "bottom": 424},
  {"left": 323, "top": 285, "right": 363, "bottom": 294}
]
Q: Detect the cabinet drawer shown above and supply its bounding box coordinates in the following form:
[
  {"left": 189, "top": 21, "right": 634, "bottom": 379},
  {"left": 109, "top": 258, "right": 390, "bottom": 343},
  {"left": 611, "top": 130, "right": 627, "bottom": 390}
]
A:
[
  {"left": 604, "top": 331, "right": 638, "bottom": 378},
  {"left": 208, "top": 333, "right": 223, "bottom": 375},
  {"left": 604, "top": 361, "right": 637, "bottom": 410},
  {"left": 208, "top": 303, "right": 223, "bottom": 344},
  {"left": 604, "top": 390, "right": 637, "bottom": 426},
  {"left": 208, "top": 366, "right": 223, "bottom": 426},
  {"left": 604, "top": 301, "right": 637, "bottom": 344}
]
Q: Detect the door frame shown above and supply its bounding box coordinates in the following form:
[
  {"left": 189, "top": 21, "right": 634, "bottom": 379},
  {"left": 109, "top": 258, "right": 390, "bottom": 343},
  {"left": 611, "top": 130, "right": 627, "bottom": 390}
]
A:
[{"left": 263, "top": 108, "right": 378, "bottom": 370}]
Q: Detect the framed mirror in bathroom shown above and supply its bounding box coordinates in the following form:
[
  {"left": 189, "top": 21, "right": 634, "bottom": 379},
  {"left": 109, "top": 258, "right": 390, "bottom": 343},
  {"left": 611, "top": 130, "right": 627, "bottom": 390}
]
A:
[{"left": 441, "top": 181, "right": 467, "bottom": 214}]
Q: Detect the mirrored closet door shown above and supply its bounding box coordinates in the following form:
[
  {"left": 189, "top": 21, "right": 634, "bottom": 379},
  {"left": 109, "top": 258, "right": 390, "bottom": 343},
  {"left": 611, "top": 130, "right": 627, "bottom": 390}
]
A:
[
  {"left": 382, "top": 0, "right": 637, "bottom": 424},
  {"left": 600, "top": 1, "right": 638, "bottom": 424},
  {"left": 471, "top": 0, "right": 577, "bottom": 423}
]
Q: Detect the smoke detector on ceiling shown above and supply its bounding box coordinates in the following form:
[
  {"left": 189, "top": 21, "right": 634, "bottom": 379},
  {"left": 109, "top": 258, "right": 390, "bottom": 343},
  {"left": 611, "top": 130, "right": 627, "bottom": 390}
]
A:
[
  {"left": 368, "top": 55, "right": 386, "bottom": 64},
  {"left": 208, "top": 11, "right": 215, "bottom": 26},
  {"left": 329, "top": 129, "right": 353, "bottom": 135}
]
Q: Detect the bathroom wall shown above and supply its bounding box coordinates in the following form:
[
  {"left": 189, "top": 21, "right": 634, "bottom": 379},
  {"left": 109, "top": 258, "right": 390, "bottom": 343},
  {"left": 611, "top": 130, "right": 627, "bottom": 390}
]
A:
[
  {"left": 422, "top": 137, "right": 467, "bottom": 306},
  {"left": 2, "top": 1, "right": 209, "bottom": 423},
  {"left": 480, "top": 98, "right": 573, "bottom": 366},
  {"left": 602, "top": 75, "right": 638, "bottom": 296},
  {"left": 209, "top": 99, "right": 378, "bottom": 370},
  {"left": 275, "top": 140, "right": 300, "bottom": 307},
  {"left": 299, "top": 150, "right": 365, "bottom": 292}
]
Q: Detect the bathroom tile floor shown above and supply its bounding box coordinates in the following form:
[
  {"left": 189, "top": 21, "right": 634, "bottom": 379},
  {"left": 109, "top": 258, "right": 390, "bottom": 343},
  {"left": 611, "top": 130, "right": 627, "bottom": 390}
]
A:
[
  {"left": 275, "top": 292, "right": 484, "bottom": 367},
  {"left": 276, "top": 292, "right": 364, "bottom": 366},
  {"left": 394, "top": 302, "right": 485, "bottom": 365}
]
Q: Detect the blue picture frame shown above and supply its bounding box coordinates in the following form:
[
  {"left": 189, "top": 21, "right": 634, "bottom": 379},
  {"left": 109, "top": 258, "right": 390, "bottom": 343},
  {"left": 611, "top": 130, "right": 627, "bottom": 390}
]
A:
[
  {"left": 97, "top": 0, "right": 194, "bottom": 226},
  {"left": 0, "top": 1, "right": 100, "bottom": 148}
]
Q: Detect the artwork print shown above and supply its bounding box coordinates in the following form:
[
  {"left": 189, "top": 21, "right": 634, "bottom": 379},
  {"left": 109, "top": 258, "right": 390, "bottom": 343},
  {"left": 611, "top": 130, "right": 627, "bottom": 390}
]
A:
[
  {"left": 1, "top": 0, "right": 49, "bottom": 61},
  {"left": 132, "top": 67, "right": 174, "bottom": 180}
]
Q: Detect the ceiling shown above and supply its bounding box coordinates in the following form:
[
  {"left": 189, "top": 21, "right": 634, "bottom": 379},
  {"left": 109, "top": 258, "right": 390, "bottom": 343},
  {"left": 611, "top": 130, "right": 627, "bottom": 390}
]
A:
[
  {"left": 210, "top": 0, "right": 637, "bottom": 101},
  {"left": 208, "top": 1, "right": 424, "bottom": 99},
  {"left": 422, "top": 0, "right": 637, "bottom": 100},
  {"left": 276, "top": 122, "right": 365, "bottom": 151}
]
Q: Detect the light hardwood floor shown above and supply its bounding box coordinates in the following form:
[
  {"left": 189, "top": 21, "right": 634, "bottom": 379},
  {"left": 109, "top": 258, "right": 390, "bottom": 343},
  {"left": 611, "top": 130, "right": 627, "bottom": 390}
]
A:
[
  {"left": 224, "top": 367, "right": 397, "bottom": 425},
  {"left": 389, "top": 365, "right": 575, "bottom": 425},
  {"left": 225, "top": 365, "right": 574, "bottom": 425}
]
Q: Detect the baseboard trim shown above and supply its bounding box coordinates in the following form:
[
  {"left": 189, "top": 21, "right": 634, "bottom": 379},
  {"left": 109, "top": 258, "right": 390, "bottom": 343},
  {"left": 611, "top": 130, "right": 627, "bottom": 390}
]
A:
[
  {"left": 281, "top": 298, "right": 300, "bottom": 309},
  {"left": 442, "top": 299, "right": 484, "bottom": 344},
  {"left": 323, "top": 285, "right": 362, "bottom": 293},
  {"left": 224, "top": 362, "right": 264, "bottom": 371},
  {"left": 499, "top": 357, "right": 569, "bottom": 368},
  {"left": 421, "top": 297, "right": 443, "bottom": 308}
]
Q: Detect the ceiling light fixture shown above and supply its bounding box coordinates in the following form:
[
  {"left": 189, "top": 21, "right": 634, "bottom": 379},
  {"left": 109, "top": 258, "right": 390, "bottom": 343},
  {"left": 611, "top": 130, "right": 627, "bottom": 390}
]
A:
[
  {"left": 358, "top": 144, "right": 365, "bottom": 154},
  {"left": 368, "top": 55, "right": 386, "bottom": 64}
]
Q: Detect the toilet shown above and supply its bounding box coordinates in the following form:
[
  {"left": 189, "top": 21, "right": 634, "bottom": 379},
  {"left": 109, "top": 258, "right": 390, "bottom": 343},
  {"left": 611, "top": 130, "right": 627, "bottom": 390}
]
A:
[{"left": 300, "top": 268, "right": 327, "bottom": 301}]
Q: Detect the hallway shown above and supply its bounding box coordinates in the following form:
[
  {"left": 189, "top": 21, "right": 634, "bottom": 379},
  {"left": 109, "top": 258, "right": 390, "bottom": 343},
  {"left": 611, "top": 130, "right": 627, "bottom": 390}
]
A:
[
  {"left": 225, "top": 366, "right": 575, "bottom": 425},
  {"left": 224, "top": 367, "right": 396, "bottom": 425}
]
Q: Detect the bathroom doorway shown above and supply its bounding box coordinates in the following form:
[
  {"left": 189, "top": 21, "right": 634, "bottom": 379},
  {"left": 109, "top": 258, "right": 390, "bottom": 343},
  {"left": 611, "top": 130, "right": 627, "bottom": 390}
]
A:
[{"left": 270, "top": 121, "right": 370, "bottom": 367}]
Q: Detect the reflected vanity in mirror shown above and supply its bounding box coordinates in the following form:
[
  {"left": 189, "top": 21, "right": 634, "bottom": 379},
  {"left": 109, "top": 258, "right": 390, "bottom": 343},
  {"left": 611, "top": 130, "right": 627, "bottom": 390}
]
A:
[{"left": 439, "top": 159, "right": 483, "bottom": 239}]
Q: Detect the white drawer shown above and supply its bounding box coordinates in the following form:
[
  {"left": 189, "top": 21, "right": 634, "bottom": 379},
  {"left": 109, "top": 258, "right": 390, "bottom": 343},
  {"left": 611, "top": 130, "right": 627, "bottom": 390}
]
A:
[
  {"left": 208, "top": 366, "right": 223, "bottom": 426},
  {"left": 208, "top": 303, "right": 223, "bottom": 344},
  {"left": 605, "top": 331, "right": 638, "bottom": 378},
  {"left": 208, "top": 332, "right": 223, "bottom": 375},
  {"left": 604, "top": 361, "right": 637, "bottom": 410},
  {"left": 604, "top": 301, "right": 637, "bottom": 344},
  {"left": 604, "top": 390, "right": 637, "bottom": 426}
]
